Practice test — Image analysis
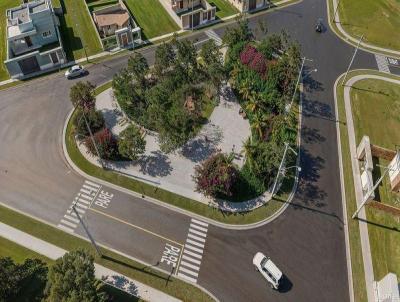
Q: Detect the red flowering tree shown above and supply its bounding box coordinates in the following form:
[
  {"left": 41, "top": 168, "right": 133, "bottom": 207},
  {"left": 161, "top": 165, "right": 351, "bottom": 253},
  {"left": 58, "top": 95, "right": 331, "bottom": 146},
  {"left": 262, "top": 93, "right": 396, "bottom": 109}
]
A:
[
  {"left": 240, "top": 44, "right": 267, "bottom": 76},
  {"left": 193, "top": 153, "right": 239, "bottom": 198},
  {"left": 84, "top": 128, "right": 118, "bottom": 160}
]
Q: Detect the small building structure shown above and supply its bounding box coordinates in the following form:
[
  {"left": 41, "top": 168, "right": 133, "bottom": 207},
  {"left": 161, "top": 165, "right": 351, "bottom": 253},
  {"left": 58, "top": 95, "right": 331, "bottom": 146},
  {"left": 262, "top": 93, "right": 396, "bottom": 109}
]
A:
[
  {"left": 373, "top": 273, "right": 400, "bottom": 302},
  {"left": 389, "top": 152, "right": 400, "bottom": 192},
  {"left": 92, "top": 0, "right": 141, "bottom": 50},
  {"left": 171, "top": 0, "right": 216, "bottom": 29},
  {"left": 226, "top": 0, "right": 268, "bottom": 12},
  {"left": 4, "top": 0, "right": 66, "bottom": 79}
]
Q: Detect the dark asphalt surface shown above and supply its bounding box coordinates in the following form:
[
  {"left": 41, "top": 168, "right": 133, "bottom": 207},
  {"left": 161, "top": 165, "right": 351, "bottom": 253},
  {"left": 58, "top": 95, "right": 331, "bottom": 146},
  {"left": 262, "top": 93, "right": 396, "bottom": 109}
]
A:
[{"left": 0, "top": 0, "right": 385, "bottom": 301}]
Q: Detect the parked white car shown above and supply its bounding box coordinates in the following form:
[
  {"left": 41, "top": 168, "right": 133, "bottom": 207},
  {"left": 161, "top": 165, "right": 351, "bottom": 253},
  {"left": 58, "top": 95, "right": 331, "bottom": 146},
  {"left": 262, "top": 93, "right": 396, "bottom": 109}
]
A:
[
  {"left": 253, "top": 252, "right": 283, "bottom": 290},
  {"left": 65, "top": 65, "right": 85, "bottom": 79}
]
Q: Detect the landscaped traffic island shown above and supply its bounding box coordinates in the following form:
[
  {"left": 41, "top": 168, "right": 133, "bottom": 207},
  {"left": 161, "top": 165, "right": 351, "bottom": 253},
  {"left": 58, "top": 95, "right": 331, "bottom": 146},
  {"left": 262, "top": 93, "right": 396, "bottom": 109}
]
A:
[{"left": 66, "top": 19, "right": 302, "bottom": 223}]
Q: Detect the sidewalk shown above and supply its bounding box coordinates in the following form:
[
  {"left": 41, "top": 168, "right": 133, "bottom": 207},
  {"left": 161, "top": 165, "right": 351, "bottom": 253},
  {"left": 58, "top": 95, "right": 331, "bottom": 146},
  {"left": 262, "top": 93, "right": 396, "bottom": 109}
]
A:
[
  {"left": 0, "top": 222, "right": 181, "bottom": 302},
  {"left": 340, "top": 74, "right": 400, "bottom": 302}
]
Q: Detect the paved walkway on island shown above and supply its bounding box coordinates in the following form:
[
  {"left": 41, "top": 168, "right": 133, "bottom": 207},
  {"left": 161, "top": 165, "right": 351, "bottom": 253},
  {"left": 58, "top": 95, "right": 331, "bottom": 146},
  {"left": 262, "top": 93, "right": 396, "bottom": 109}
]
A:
[
  {"left": 340, "top": 74, "right": 400, "bottom": 302},
  {"left": 0, "top": 222, "right": 181, "bottom": 302}
]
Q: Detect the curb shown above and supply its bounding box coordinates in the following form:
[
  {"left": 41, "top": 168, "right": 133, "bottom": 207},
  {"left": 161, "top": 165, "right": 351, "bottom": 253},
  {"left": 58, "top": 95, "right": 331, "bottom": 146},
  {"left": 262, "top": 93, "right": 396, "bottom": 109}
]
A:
[{"left": 61, "top": 84, "right": 303, "bottom": 230}]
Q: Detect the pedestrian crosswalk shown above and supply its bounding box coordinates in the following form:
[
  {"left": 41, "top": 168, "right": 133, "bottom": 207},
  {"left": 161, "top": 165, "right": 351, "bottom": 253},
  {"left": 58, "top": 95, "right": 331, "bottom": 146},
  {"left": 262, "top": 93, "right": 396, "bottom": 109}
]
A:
[
  {"left": 205, "top": 29, "right": 222, "bottom": 46},
  {"left": 375, "top": 54, "right": 390, "bottom": 73},
  {"left": 177, "top": 218, "right": 209, "bottom": 283},
  {"left": 57, "top": 180, "right": 102, "bottom": 233}
]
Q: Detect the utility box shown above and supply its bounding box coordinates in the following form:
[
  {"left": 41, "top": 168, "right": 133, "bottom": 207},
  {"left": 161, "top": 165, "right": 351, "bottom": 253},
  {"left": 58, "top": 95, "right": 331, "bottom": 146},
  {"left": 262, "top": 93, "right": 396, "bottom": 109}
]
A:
[{"left": 389, "top": 152, "right": 400, "bottom": 192}]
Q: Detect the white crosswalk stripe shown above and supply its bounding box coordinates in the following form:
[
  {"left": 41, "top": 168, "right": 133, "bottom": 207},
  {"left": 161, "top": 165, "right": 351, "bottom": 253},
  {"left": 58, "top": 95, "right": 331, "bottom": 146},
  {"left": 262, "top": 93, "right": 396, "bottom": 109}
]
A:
[
  {"left": 177, "top": 219, "right": 209, "bottom": 283},
  {"left": 57, "top": 180, "right": 101, "bottom": 233},
  {"left": 375, "top": 54, "right": 390, "bottom": 73},
  {"left": 205, "top": 29, "right": 222, "bottom": 46}
]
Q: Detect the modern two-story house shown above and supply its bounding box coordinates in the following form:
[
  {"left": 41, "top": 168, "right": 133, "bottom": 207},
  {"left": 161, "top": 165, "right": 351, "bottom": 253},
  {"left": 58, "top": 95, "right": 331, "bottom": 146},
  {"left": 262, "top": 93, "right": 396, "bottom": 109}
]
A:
[
  {"left": 4, "top": 0, "right": 66, "bottom": 79},
  {"left": 227, "top": 0, "right": 268, "bottom": 12},
  {"left": 171, "top": 0, "right": 216, "bottom": 29}
]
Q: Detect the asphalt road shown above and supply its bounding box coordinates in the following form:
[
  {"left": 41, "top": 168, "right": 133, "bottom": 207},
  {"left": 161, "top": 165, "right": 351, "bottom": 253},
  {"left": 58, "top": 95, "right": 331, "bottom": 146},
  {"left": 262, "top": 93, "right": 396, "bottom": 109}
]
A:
[{"left": 0, "top": 0, "right": 386, "bottom": 301}]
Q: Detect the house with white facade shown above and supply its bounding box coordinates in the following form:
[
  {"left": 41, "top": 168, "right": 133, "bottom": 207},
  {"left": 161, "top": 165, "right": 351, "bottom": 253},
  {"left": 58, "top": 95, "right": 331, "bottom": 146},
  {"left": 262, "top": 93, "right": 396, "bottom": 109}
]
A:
[
  {"left": 171, "top": 0, "right": 216, "bottom": 29},
  {"left": 227, "top": 0, "right": 268, "bottom": 12},
  {"left": 4, "top": 0, "right": 66, "bottom": 79}
]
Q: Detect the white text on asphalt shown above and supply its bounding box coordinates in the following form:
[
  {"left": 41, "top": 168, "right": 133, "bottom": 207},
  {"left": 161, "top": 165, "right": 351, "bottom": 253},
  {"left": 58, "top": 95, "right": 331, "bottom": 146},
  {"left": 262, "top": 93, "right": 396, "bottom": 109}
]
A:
[
  {"left": 94, "top": 190, "right": 114, "bottom": 208},
  {"left": 160, "top": 243, "right": 181, "bottom": 267}
]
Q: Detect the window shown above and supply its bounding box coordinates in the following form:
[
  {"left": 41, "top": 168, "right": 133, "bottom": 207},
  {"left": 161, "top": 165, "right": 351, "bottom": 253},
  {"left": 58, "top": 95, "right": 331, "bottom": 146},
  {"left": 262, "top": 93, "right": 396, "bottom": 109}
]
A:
[{"left": 42, "top": 30, "right": 51, "bottom": 38}]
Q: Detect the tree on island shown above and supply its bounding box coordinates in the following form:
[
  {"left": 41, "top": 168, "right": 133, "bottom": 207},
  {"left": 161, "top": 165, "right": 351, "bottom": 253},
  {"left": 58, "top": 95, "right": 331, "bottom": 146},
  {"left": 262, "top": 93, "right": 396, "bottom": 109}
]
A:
[{"left": 118, "top": 125, "right": 146, "bottom": 160}]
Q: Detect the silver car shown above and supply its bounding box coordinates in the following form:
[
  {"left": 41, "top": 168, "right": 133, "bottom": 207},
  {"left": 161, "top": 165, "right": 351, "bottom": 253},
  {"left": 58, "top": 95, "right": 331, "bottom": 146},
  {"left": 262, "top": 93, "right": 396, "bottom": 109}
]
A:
[{"left": 65, "top": 65, "right": 85, "bottom": 79}]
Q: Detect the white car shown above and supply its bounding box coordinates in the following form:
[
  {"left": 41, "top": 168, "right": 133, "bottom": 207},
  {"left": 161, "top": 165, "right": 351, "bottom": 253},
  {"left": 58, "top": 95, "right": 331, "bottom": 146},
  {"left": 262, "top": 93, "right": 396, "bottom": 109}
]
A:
[
  {"left": 253, "top": 252, "right": 283, "bottom": 290},
  {"left": 65, "top": 65, "right": 85, "bottom": 79}
]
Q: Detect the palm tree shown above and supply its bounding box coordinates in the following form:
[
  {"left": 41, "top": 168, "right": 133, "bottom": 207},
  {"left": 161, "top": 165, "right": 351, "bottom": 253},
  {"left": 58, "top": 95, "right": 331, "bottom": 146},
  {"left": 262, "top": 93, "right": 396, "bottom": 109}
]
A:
[
  {"left": 251, "top": 112, "right": 268, "bottom": 139},
  {"left": 239, "top": 78, "right": 252, "bottom": 101},
  {"left": 246, "top": 92, "right": 264, "bottom": 113}
]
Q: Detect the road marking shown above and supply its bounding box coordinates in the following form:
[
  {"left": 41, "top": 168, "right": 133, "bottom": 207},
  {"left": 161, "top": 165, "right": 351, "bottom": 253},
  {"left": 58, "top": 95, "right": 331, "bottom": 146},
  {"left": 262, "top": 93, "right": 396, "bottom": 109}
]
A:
[
  {"left": 89, "top": 207, "right": 183, "bottom": 247},
  {"left": 160, "top": 243, "right": 181, "bottom": 268},
  {"left": 177, "top": 272, "right": 197, "bottom": 283},
  {"left": 182, "top": 254, "right": 201, "bottom": 265},
  {"left": 57, "top": 180, "right": 101, "bottom": 233},
  {"left": 375, "top": 54, "right": 390, "bottom": 73},
  {"left": 176, "top": 219, "right": 209, "bottom": 283},
  {"left": 205, "top": 29, "right": 222, "bottom": 46}
]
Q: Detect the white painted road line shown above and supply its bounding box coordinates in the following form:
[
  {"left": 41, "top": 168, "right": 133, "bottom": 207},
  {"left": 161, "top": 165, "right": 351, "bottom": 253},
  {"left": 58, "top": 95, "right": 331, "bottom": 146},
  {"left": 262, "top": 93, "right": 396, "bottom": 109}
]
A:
[
  {"left": 189, "top": 223, "right": 208, "bottom": 232},
  {"left": 77, "top": 198, "right": 91, "bottom": 205},
  {"left": 57, "top": 224, "right": 74, "bottom": 233},
  {"left": 189, "top": 228, "right": 207, "bottom": 237},
  {"left": 205, "top": 29, "right": 222, "bottom": 46},
  {"left": 182, "top": 254, "right": 201, "bottom": 265},
  {"left": 180, "top": 261, "right": 200, "bottom": 271},
  {"left": 80, "top": 188, "right": 92, "bottom": 195},
  {"left": 177, "top": 272, "right": 197, "bottom": 283},
  {"left": 375, "top": 54, "right": 390, "bottom": 73},
  {"left": 191, "top": 219, "right": 208, "bottom": 227},
  {"left": 183, "top": 249, "right": 203, "bottom": 259},
  {"left": 186, "top": 239, "right": 205, "bottom": 248},
  {"left": 64, "top": 214, "right": 79, "bottom": 224},
  {"left": 75, "top": 202, "right": 88, "bottom": 210},
  {"left": 85, "top": 180, "right": 101, "bottom": 188},
  {"left": 80, "top": 193, "right": 94, "bottom": 200},
  {"left": 184, "top": 244, "right": 204, "bottom": 254},
  {"left": 188, "top": 233, "right": 206, "bottom": 243},
  {"left": 60, "top": 219, "right": 77, "bottom": 228},
  {"left": 179, "top": 266, "right": 199, "bottom": 278}
]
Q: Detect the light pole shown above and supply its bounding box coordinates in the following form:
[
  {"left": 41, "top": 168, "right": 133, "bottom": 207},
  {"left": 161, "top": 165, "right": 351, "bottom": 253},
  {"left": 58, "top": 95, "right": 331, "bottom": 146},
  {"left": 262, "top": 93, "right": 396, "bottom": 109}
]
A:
[
  {"left": 72, "top": 205, "right": 103, "bottom": 257},
  {"left": 341, "top": 35, "right": 364, "bottom": 86},
  {"left": 81, "top": 109, "right": 105, "bottom": 169},
  {"left": 271, "top": 142, "right": 300, "bottom": 197},
  {"left": 332, "top": 0, "right": 341, "bottom": 23},
  {"left": 286, "top": 57, "right": 306, "bottom": 114}
]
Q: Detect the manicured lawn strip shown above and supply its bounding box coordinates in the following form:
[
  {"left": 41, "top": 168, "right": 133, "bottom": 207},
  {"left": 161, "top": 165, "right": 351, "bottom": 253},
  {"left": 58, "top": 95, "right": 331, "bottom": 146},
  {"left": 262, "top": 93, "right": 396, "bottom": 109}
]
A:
[
  {"left": 57, "top": 0, "right": 103, "bottom": 60},
  {"left": 336, "top": 70, "right": 400, "bottom": 301},
  {"left": 0, "top": 205, "right": 213, "bottom": 302},
  {"left": 348, "top": 76, "right": 400, "bottom": 281},
  {"left": 123, "top": 0, "right": 179, "bottom": 40},
  {"left": 66, "top": 89, "right": 298, "bottom": 224},
  {"left": 0, "top": 0, "right": 19, "bottom": 81},
  {"left": 207, "top": 0, "right": 238, "bottom": 19},
  {"left": 0, "top": 236, "right": 141, "bottom": 302},
  {"left": 86, "top": 0, "right": 119, "bottom": 12},
  {"left": 337, "top": 0, "right": 400, "bottom": 51}
]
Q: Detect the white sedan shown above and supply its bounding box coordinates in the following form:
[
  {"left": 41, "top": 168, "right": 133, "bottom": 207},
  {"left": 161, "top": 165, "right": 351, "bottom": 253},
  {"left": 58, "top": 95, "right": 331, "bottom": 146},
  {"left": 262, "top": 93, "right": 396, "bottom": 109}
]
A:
[
  {"left": 253, "top": 252, "right": 283, "bottom": 290},
  {"left": 65, "top": 65, "right": 86, "bottom": 79}
]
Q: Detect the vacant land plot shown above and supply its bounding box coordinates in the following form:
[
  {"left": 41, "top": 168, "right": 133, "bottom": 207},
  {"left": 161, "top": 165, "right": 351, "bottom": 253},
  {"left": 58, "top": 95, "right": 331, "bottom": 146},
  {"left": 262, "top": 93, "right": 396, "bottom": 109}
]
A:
[
  {"left": 124, "top": 0, "right": 179, "bottom": 39},
  {"left": 56, "top": 0, "right": 103, "bottom": 60},
  {"left": 338, "top": 0, "right": 400, "bottom": 50},
  {"left": 207, "top": 0, "right": 238, "bottom": 19},
  {"left": 0, "top": 0, "right": 19, "bottom": 81}
]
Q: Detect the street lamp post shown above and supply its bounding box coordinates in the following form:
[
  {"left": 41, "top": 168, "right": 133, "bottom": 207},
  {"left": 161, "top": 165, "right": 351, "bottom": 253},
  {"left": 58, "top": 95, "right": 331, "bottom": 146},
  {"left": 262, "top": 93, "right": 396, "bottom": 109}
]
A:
[
  {"left": 286, "top": 57, "right": 306, "bottom": 114},
  {"left": 341, "top": 35, "right": 364, "bottom": 86},
  {"left": 81, "top": 109, "right": 104, "bottom": 169}
]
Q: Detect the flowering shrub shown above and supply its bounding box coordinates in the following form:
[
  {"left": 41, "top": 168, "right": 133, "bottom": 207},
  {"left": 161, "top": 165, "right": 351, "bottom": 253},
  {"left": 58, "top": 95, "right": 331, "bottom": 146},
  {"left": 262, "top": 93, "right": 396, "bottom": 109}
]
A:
[
  {"left": 84, "top": 128, "right": 118, "bottom": 160},
  {"left": 240, "top": 44, "right": 267, "bottom": 76},
  {"left": 193, "top": 153, "right": 239, "bottom": 198}
]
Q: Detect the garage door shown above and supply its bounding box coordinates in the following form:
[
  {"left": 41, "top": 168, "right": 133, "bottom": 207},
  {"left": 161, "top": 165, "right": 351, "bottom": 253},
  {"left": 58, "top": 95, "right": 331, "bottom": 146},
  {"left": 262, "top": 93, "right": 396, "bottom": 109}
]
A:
[
  {"left": 18, "top": 56, "right": 40, "bottom": 75},
  {"left": 249, "top": 0, "right": 256, "bottom": 10}
]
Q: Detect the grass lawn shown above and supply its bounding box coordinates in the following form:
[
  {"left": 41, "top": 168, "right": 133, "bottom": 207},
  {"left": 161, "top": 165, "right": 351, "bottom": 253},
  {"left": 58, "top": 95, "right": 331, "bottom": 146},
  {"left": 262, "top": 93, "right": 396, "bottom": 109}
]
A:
[
  {"left": 337, "top": 0, "right": 400, "bottom": 51},
  {"left": 207, "top": 0, "right": 238, "bottom": 19},
  {"left": 124, "top": 0, "right": 179, "bottom": 40},
  {"left": 336, "top": 70, "right": 400, "bottom": 301},
  {"left": 56, "top": 0, "right": 103, "bottom": 60},
  {"left": 0, "top": 205, "right": 213, "bottom": 302},
  {"left": 0, "top": 0, "right": 19, "bottom": 81},
  {"left": 0, "top": 236, "right": 141, "bottom": 301},
  {"left": 86, "top": 0, "right": 119, "bottom": 13}
]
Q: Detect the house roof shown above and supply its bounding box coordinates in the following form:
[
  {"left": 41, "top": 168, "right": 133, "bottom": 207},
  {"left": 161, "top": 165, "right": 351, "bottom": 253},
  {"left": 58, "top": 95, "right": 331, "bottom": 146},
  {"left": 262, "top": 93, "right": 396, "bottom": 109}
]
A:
[{"left": 95, "top": 11, "right": 130, "bottom": 27}]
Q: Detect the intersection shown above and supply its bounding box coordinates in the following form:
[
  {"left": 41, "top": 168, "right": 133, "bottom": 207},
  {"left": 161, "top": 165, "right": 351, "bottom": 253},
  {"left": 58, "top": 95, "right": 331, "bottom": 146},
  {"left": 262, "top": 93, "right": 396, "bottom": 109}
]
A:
[{"left": 0, "top": 0, "right": 398, "bottom": 301}]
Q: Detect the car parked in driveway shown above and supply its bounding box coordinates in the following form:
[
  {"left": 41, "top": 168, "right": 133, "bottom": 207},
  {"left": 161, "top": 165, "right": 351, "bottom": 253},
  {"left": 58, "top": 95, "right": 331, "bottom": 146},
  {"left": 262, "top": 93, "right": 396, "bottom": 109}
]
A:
[
  {"left": 253, "top": 252, "right": 283, "bottom": 290},
  {"left": 65, "top": 65, "right": 86, "bottom": 79}
]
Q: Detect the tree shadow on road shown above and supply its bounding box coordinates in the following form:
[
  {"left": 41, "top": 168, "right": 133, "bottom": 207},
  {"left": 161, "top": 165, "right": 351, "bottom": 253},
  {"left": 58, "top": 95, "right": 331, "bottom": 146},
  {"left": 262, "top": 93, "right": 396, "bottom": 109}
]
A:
[{"left": 301, "top": 126, "right": 326, "bottom": 144}]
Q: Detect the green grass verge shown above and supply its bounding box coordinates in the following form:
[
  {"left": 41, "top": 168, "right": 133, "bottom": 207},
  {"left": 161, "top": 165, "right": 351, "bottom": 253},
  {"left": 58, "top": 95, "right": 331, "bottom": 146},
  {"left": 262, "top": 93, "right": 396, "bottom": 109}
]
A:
[
  {"left": 336, "top": 70, "right": 400, "bottom": 301},
  {"left": 207, "top": 0, "right": 238, "bottom": 19},
  {"left": 0, "top": 205, "right": 213, "bottom": 302},
  {"left": 66, "top": 83, "right": 298, "bottom": 224},
  {"left": 124, "top": 0, "right": 179, "bottom": 40},
  {"left": 0, "top": 236, "right": 141, "bottom": 301},
  {"left": 86, "top": 0, "right": 118, "bottom": 13},
  {"left": 57, "top": 0, "right": 103, "bottom": 60},
  {"left": 0, "top": 0, "right": 19, "bottom": 81}
]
